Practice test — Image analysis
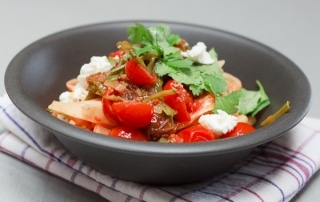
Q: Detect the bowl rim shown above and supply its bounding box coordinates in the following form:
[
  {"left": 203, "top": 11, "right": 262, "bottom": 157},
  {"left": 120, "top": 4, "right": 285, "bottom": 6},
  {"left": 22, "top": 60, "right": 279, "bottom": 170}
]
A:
[{"left": 5, "top": 20, "right": 312, "bottom": 157}]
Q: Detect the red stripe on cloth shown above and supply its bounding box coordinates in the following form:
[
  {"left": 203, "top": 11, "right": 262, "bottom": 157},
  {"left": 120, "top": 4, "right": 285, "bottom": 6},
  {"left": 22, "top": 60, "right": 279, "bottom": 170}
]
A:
[
  {"left": 250, "top": 160, "right": 302, "bottom": 187},
  {"left": 159, "top": 187, "right": 193, "bottom": 202},
  {"left": 261, "top": 151, "right": 311, "bottom": 179},
  {"left": 50, "top": 147, "right": 61, "bottom": 156},
  {"left": 45, "top": 159, "right": 55, "bottom": 171},
  {"left": 1, "top": 147, "right": 39, "bottom": 168},
  {"left": 96, "top": 183, "right": 104, "bottom": 194},
  {"left": 272, "top": 139, "right": 318, "bottom": 169},
  {"left": 217, "top": 170, "right": 284, "bottom": 202},
  {"left": 139, "top": 186, "right": 149, "bottom": 200},
  {"left": 67, "top": 156, "right": 78, "bottom": 167},
  {"left": 240, "top": 186, "right": 264, "bottom": 202},
  {"left": 87, "top": 167, "right": 93, "bottom": 176}
]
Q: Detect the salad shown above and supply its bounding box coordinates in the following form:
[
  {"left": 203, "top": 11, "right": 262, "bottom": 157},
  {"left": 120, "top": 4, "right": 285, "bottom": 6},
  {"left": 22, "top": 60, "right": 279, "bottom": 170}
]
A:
[{"left": 48, "top": 23, "right": 272, "bottom": 143}]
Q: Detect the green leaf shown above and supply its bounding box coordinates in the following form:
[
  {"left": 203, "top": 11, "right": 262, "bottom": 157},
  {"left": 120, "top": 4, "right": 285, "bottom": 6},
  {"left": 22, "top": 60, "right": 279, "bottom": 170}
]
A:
[
  {"left": 127, "top": 23, "right": 153, "bottom": 45},
  {"left": 148, "top": 24, "right": 180, "bottom": 46},
  {"left": 214, "top": 91, "right": 241, "bottom": 114},
  {"left": 214, "top": 80, "right": 270, "bottom": 115},
  {"left": 167, "top": 34, "right": 181, "bottom": 46},
  {"left": 163, "top": 47, "right": 182, "bottom": 60},
  {"left": 164, "top": 59, "right": 193, "bottom": 69},
  {"left": 203, "top": 73, "right": 227, "bottom": 95},
  {"left": 134, "top": 45, "right": 158, "bottom": 56},
  {"left": 238, "top": 80, "right": 270, "bottom": 115},
  {"left": 128, "top": 23, "right": 227, "bottom": 96}
]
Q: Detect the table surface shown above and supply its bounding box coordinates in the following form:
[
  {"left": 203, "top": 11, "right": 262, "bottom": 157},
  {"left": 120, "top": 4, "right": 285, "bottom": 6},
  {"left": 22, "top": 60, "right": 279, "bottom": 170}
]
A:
[{"left": 1, "top": 1, "right": 319, "bottom": 201}]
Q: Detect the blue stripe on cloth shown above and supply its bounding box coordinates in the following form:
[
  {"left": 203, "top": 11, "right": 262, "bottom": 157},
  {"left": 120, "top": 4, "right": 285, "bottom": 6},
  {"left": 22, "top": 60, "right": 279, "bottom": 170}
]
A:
[
  {"left": 247, "top": 151, "right": 306, "bottom": 186},
  {"left": 165, "top": 160, "right": 247, "bottom": 202},
  {"left": 0, "top": 105, "right": 54, "bottom": 157},
  {"left": 0, "top": 105, "right": 81, "bottom": 172},
  {"left": 268, "top": 143, "right": 316, "bottom": 172},
  {"left": 57, "top": 151, "right": 68, "bottom": 162},
  {"left": 233, "top": 172, "right": 285, "bottom": 202},
  {"left": 111, "top": 178, "right": 119, "bottom": 189},
  {"left": 71, "top": 170, "right": 80, "bottom": 182},
  {"left": 248, "top": 158, "right": 303, "bottom": 187},
  {"left": 78, "top": 162, "right": 85, "bottom": 171},
  {"left": 124, "top": 195, "right": 133, "bottom": 202},
  {"left": 20, "top": 145, "right": 31, "bottom": 160}
]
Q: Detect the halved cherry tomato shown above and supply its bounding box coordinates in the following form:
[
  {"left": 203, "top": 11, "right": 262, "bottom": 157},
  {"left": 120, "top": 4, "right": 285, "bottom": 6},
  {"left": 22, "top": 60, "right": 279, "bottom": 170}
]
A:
[
  {"left": 125, "top": 58, "right": 157, "bottom": 86},
  {"left": 112, "top": 101, "right": 154, "bottom": 128},
  {"left": 221, "top": 122, "right": 256, "bottom": 139},
  {"left": 177, "top": 125, "right": 216, "bottom": 142},
  {"left": 163, "top": 80, "right": 193, "bottom": 122},
  {"left": 109, "top": 126, "right": 148, "bottom": 141},
  {"left": 102, "top": 97, "right": 120, "bottom": 124},
  {"left": 109, "top": 50, "right": 124, "bottom": 58}
]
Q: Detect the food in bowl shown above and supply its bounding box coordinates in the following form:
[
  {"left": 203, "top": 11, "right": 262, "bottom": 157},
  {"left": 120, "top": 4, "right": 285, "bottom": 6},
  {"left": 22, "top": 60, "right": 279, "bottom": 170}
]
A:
[
  {"left": 5, "top": 21, "right": 310, "bottom": 184},
  {"left": 47, "top": 23, "right": 278, "bottom": 143}
]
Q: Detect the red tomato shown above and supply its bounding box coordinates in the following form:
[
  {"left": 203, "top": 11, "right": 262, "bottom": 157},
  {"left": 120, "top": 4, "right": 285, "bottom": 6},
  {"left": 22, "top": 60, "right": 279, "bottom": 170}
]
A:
[
  {"left": 109, "top": 126, "right": 148, "bottom": 141},
  {"left": 177, "top": 125, "right": 216, "bottom": 143},
  {"left": 109, "top": 50, "right": 124, "bottom": 58},
  {"left": 112, "top": 101, "right": 154, "bottom": 128},
  {"left": 163, "top": 80, "right": 193, "bottom": 122},
  {"left": 221, "top": 122, "right": 256, "bottom": 139},
  {"left": 125, "top": 58, "right": 157, "bottom": 86},
  {"left": 102, "top": 97, "right": 120, "bottom": 124}
]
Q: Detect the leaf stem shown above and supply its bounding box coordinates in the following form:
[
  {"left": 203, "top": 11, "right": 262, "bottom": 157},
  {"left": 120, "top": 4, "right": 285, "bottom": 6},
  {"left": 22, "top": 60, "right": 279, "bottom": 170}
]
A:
[
  {"left": 260, "top": 101, "right": 290, "bottom": 127},
  {"left": 143, "top": 89, "right": 176, "bottom": 103}
]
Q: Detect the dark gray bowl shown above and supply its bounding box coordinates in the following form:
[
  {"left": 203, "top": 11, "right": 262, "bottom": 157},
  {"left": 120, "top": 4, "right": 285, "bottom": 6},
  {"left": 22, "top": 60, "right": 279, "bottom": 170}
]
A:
[{"left": 5, "top": 20, "right": 311, "bottom": 185}]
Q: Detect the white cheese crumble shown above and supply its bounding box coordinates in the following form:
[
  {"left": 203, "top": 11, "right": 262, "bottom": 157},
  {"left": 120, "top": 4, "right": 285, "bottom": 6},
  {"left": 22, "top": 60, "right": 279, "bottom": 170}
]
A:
[
  {"left": 198, "top": 110, "right": 237, "bottom": 137},
  {"left": 181, "top": 42, "right": 214, "bottom": 64},
  {"left": 59, "top": 56, "right": 113, "bottom": 102},
  {"left": 58, "top": 87, "right": 88, "bottom": 102},
  {"left": 77, "top": 56, "right": 113, "bottom": 89}
]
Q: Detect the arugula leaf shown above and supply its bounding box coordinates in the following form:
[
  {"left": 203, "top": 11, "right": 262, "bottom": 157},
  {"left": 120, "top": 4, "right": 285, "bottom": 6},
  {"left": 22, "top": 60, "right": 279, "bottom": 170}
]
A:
[{"left": 214, "top": 80, "right": 270, "bottom": 115}]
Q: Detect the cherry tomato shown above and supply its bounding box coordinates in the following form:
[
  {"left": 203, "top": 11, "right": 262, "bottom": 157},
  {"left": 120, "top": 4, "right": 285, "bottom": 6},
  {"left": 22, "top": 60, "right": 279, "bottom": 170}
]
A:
[
  {"left": 112, "top": 101, "right": 154, "bottom": 128},
  {"left": 102, "top": 97, "right": 120, "bottom": 124},
  {"left": 163, "top": 80, "right": 193, "bottom": 122},
  {"left": 109, "top": 126, "right": 148, "bottom": 141},
  {"left": 109, "top": 50, "right": 124, "bottom": 58},
  {"left": 125, "top": 58, "right": 157, "bottom": 86},
  {"left": 221, "top": 122, "right": 256, "bottom": 139},
  {"left": 177, "top": 125, "right": 216, "bottom": 142}
]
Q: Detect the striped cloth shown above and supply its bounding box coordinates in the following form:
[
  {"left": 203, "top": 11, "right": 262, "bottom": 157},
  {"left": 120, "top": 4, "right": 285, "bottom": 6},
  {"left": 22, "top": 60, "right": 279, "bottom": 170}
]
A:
[{"left": 0, "top": 93, "right": 319, "bottom": 202}]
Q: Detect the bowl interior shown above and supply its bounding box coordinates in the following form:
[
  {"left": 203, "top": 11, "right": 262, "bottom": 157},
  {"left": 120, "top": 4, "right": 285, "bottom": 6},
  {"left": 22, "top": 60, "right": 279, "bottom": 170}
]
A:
[{"left": 5, "top": 20, "right": 311, "bottom": 155}]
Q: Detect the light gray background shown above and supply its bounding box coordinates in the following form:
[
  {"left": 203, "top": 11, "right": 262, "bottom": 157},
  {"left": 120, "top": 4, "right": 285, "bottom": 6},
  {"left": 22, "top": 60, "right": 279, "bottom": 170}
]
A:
[{"left": 1, "top": 1, "right": 319, "bottom": 201}]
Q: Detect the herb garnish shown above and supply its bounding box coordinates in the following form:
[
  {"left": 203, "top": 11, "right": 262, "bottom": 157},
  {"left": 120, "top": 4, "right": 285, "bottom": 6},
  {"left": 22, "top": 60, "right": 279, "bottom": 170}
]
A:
[{"left": 127, "top": 23, "right": 270, "bottom": 115}]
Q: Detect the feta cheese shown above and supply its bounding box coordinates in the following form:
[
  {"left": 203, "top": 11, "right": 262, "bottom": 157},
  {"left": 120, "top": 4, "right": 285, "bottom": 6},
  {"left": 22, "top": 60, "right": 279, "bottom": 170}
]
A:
[
  {"left": 77, "top": 56, "right": 113, "bottom": 89},
  {"left": 59, "top": 56, "right": 112, "bottom": 102},
  {"left": 59, "top": 91, "right": 73, "bottom": 102},
  {"left": 181, "top": 42, "right": 214, "bottom": 64},
  {"left": 198, "top": 110, "right": 237, "bottom": 136},
  {"left": 58, "top": 85, "right": 88, "bottom": 102}
]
